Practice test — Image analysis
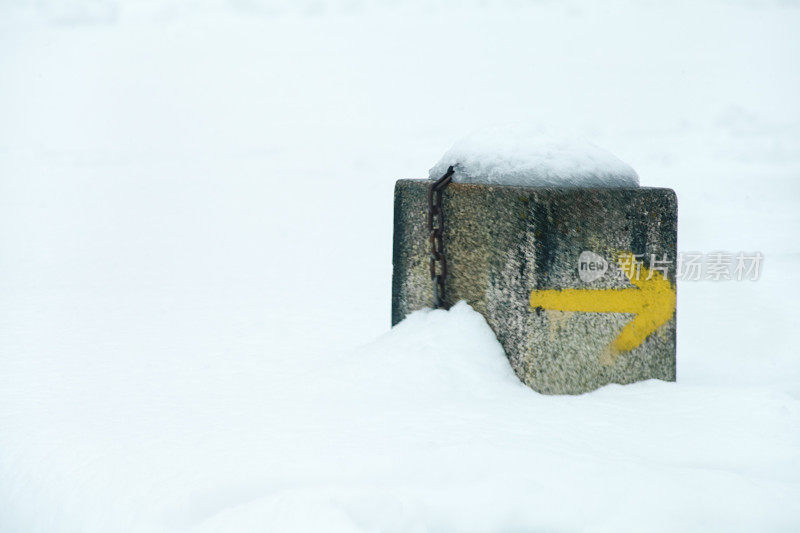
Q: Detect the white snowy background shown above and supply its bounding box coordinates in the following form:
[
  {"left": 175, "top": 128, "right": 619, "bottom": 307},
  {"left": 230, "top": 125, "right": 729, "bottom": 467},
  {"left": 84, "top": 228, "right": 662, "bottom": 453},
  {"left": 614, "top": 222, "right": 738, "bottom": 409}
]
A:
[{"left": 1, "top": 0, "right": 799, "bottom": 531}]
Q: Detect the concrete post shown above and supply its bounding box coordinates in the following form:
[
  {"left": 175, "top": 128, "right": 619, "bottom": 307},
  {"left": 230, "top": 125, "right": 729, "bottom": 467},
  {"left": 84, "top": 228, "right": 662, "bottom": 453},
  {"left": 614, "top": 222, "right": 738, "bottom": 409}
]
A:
[{"left": 392, "top": 180, "right": 677, "bottom": 395}]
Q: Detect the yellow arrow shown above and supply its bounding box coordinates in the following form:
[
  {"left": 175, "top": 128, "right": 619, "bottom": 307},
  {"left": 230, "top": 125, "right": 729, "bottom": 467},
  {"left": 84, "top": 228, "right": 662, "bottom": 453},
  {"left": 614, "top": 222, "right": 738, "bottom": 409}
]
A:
[{"left": 529, "top": 253, "right": 675, "bottom": 361}]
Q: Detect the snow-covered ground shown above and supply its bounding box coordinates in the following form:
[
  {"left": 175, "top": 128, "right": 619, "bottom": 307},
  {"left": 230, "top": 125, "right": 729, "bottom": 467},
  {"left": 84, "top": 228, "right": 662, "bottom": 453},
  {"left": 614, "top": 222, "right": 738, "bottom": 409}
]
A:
[{"left": 1, "top": 1, "right": 799, "bottom": 531}]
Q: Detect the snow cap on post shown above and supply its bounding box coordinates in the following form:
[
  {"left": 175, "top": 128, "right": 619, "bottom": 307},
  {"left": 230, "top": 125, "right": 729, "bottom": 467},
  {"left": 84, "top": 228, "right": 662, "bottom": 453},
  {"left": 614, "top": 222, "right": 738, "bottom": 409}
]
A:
[{"left": 429, "top": 124, "right": 639, "bottom": 188}]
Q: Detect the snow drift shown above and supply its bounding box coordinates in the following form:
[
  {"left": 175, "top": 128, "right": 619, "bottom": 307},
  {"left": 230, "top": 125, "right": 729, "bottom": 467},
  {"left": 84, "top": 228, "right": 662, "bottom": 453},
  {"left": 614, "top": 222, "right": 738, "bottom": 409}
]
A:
[{"left": 2, "top": 302, "right": 799, "bottom": 532}]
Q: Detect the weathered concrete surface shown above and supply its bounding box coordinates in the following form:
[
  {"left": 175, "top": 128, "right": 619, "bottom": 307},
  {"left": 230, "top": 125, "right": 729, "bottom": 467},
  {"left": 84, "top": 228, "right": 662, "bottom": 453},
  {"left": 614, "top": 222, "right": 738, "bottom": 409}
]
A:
[{"left": 392, "top": 180, "right": 677, "bottom": 395}]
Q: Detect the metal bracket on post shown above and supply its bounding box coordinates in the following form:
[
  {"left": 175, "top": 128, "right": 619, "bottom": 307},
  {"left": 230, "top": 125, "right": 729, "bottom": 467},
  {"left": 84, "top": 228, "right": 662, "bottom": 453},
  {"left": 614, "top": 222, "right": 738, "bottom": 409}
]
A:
[{"left": 427, "top": 166, "right": 454, "bottom": 309}]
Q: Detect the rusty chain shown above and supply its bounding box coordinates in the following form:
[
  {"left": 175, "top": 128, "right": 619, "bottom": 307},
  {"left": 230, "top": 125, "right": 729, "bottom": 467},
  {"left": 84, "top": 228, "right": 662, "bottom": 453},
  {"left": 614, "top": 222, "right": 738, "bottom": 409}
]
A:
[{"left": 428, "top": 165, "right": 455, "bottom": 309}]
